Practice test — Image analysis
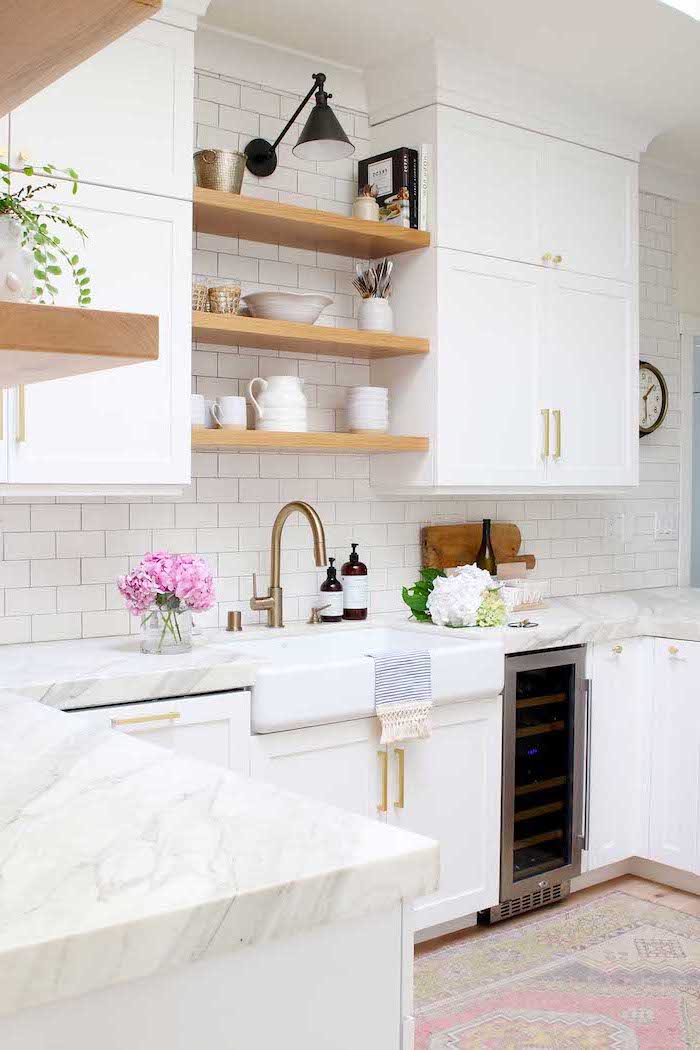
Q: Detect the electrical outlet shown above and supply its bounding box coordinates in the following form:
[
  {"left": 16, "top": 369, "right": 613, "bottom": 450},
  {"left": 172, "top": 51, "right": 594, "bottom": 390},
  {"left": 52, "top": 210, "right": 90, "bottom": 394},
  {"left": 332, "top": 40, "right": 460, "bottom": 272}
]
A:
[
  {"left": 604, "top": 513, "right": 625, "bottom": 543},
  {"left": 654, "top": 510, "right": 678, "bottom": 541}
]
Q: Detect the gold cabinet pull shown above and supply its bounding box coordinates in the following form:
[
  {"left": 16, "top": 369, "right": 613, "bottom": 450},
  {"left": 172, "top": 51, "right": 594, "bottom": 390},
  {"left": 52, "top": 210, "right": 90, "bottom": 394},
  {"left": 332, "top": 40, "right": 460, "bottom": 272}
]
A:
[
  {"left": 553, "top": 409, "right": 562, "bottom": 460},
  {"left": 669, "top": 645, "right": 679, "bottom": 657},
  {"left": 612, "top": 644, "right": 623, "bottom": 655},
  {"left": 377, "top": 750, "right": 388, "bottom": 813},
  {"left": 394, "top": 748, "right": 405, "bottom": 809},
  {"left": 553, "top": 254, "right": 563, "bottom": 264},
  {"left": 111, "top": 710, "right": 181, "bottom": 727},
  {"left": 541, "top": 409, "right": 550, "bottom": 460},
  {"left": 17, "top": 384, "right": 26, "bottom": 443},
  {"left": 542, "top": 252, "right": 552, "bottom": 263}
]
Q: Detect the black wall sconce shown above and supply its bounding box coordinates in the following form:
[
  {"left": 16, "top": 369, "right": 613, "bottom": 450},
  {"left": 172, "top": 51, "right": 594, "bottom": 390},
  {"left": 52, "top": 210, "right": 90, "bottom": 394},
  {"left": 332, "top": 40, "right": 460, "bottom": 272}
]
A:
[{"left": 244, "top": 72, "right": 355, "bottom": 177}]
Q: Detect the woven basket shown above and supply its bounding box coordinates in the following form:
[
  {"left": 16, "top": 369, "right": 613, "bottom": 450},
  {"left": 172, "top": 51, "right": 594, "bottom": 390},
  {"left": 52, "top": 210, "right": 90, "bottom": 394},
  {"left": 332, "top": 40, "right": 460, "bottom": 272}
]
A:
[
  {"left": 194, "top": 149, "right": 246, "bottom": 194},
  {"left": 208, "top": 284, "right": 241, "bottom": 314},
  {"left": 192, "top": 282, "right": 209, "bottom": 312}
]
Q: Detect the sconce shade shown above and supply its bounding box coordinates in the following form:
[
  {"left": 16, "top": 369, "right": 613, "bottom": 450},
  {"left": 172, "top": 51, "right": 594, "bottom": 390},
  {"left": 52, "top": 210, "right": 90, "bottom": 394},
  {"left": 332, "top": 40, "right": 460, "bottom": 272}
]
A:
[{"left": 293, "top": 100, "right": 354, "bottom": 162}]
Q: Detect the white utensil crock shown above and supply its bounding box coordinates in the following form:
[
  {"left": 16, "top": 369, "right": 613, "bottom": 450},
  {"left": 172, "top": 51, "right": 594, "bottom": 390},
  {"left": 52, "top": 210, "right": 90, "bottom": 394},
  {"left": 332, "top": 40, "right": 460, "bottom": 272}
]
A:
[
  {"left": 358, "top": 297, "right": 393, "bottom": 332},
  {"left": 248, "top": 375, "right": 307, "bottom": 432}
]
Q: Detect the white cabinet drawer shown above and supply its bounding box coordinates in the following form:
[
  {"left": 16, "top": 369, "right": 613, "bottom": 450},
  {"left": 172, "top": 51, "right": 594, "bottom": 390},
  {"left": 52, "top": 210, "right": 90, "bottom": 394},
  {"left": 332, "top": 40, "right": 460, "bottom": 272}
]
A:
[{"left": 73, "top": 692, "right": 251, "bottom": 774}]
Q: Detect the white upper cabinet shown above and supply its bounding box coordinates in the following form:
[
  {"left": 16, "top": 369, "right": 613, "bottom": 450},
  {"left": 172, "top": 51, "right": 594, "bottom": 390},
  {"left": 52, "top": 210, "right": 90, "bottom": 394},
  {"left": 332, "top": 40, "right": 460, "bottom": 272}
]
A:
[
  {"left": 437, "top": 110, "right": 540, "bottom": 263},
  {"left": 435, "top": 108, "right": 637, "bottom": 285},
  {"left": 8, "top": 20, "right": 194, "bottom": 200},
  {"left": 538, "top": 139, "right": 636, "bottom": 283},
  {"left": 6, "top": 182, "right": 191, "bottom": 486},
  {"left": 436, "top": 251, "right": 547, "bottom": 487},
  {"left": 541, "top": 271, "right": 637, "bottom": 486}
]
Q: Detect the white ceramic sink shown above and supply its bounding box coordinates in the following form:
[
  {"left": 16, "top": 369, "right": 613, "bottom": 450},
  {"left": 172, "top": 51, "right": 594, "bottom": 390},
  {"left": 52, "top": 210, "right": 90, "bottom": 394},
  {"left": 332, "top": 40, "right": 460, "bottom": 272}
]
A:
[{"left": 229, "top": 627, "right": 504, "bottom": 734}]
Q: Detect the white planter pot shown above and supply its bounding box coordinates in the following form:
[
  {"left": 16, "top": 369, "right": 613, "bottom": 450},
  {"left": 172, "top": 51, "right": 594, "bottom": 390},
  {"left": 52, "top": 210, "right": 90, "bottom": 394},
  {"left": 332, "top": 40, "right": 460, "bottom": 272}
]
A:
[
  {"left": 358, "top": 297, "right": 393, "bottom": 332},
  {"left": 248, "top": 375, "right": 308, "bottom": 432},
  {"left": 0, "top": 215, "right": 35, "bottom": 302}
]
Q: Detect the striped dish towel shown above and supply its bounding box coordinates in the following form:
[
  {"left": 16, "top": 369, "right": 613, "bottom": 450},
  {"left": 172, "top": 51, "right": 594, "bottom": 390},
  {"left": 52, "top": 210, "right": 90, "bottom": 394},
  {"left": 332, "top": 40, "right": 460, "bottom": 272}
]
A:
[{"left": 371, "top": 650, "right": 432, "bottom": 744}]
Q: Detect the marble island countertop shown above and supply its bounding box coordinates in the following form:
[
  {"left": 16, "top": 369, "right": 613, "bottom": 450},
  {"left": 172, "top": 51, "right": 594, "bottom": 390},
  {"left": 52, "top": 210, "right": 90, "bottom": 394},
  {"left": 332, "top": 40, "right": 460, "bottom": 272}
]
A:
[{"left": 0, "top": 690, "right": 439, "bottom": 1017}]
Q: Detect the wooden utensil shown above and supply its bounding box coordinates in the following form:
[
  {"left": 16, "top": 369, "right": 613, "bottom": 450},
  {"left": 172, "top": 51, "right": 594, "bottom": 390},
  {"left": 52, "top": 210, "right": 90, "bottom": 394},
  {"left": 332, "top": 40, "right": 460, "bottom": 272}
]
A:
[{"left": 421, "top": 522, "right": 536, "bottom": 571}]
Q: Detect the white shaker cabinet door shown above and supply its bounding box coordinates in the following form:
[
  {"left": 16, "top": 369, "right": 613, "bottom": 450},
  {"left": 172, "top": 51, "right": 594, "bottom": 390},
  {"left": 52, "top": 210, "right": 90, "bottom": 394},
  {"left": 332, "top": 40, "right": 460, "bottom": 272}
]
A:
[
  {"left": 74, "top": 693, "right": 251, "bottom": 774},
  {"left": 436, "top": 250, "right": 548, "bottom": 487},
  {"left": 649, "top": 639, "right": 700, "bottom": 874},
  {"left": 389, "top": 698, "right": 502, "bottom": 930},
  {"left": 541, "top": 270, "right": 637, "bottom": 487},
  {"left": 250, "top": 719, "right": 386, "bottom": 822},
  {"left": 0, "top": 391, "right": 7, "bottom": 482},
  {"left": 586, "top": 639, "right": 652, "bottom": 871},
  {"left": 6, "top": 183, "right": 191, "bottom": 486},
  {"left": 8, "top": 20, "right": 194, "bottom": 200},
  {"left": 436, "top": 109, "right": 540, "bottom": 263},
  {"left": 538, "top": 140, "right": 636, "bottom": 284}
]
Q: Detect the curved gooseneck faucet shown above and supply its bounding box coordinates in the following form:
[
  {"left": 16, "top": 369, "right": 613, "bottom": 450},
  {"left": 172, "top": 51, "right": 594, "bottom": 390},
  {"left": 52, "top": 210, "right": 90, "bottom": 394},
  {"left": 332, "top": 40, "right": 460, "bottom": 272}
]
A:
[{"left": 250, "top": 501, "right": 327, "bottom": 627}]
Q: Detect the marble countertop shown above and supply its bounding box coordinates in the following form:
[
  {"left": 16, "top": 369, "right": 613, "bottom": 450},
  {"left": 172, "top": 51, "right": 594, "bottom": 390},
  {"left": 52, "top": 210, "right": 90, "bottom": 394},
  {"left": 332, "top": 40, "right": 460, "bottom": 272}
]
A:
[
  {"left": 3, "top": 587, "right": 700, "bottom": 710},
  {"left": 0, "top": 691, "right": 438, "bottom": 1017}
]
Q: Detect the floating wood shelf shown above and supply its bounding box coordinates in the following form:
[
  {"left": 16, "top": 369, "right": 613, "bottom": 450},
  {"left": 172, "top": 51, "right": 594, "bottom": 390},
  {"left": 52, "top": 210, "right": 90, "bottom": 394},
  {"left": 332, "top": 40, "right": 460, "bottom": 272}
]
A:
[
  {"left": 192, "top": 428, "right": 429, "bottom": 454},
  {"left": 0, "top": 301, "right": 159, "bottom": 386},
  {"left": 0, "top": 0, "right": 161, "bottom": 118},
  {"left": 192, "top": 311, "right": 429, "bottom": 360},
  {"left": 193, "top": 188, "right": 431, "bottom": 259}
]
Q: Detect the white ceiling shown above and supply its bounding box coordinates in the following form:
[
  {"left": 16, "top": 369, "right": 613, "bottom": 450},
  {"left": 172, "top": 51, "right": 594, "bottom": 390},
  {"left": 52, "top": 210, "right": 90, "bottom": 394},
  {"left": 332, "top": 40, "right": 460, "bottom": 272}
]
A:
[{"left": 204, "top": 0, "right": 700, "bottom": 170}]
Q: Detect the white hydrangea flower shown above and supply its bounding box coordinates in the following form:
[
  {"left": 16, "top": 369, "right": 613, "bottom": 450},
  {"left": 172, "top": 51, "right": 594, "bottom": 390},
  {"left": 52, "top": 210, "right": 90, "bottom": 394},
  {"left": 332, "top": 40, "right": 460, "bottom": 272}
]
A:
[{"left": 427, "top": 563, "right": 511, "bottom": 628}]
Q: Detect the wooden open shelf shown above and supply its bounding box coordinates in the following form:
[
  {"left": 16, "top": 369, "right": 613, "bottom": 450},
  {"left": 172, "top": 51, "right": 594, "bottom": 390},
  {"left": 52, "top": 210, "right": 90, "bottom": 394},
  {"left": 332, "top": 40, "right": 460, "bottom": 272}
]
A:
[
  {"left": 0, "top": 0, "right": 161, "bottom": 117},
  {"left": 192, "top": 311, "right": 429, "bottom": 360},
  {"left": 192, "top": 428, "right": 429, "bottom": 454},
  {"left": 193, "top": 188, "right": 431, "bottom": 259},
  {"left": 0, "top": 301, "right": 159, "bottom": 386}
]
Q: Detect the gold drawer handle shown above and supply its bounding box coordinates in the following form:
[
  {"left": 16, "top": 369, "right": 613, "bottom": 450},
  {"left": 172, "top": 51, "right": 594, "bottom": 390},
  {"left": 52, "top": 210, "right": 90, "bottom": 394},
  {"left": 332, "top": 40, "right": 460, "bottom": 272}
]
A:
[
  {"left": 612, "top": 644, "right": 623, "bottom": 655},
  {"left": 394, "top": 748, "right": 405, "bottom": 809},
  {"left": 377, "top": 750, "right": 388, "bottom": 813},
  {"left": 542, "top": 252, "right": 552, "bottom": 263},
  {"left": 17, "top": 384, "right": 26, "bottom": 443},
  {"left": 669, "top": 645, "right": 679, "bottom": 657},
  {"left": 541, "top": 408, "right": 550, "bottom": 460},
  {"left": 553, "top": 254, "right": 563, "bottom": 264},
  {"left": 111, "top": 710, "right": 181, "bottom": 727},
  {"left": 553, "top": 409, "right": 562, "bottom": 460}
]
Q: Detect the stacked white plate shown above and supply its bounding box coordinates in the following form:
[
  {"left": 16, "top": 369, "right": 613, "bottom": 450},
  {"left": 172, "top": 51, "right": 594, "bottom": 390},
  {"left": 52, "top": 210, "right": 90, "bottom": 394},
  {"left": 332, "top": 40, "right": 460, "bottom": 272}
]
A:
[{"left": 346, "top": 386, "right": 389, "bottom": 433}]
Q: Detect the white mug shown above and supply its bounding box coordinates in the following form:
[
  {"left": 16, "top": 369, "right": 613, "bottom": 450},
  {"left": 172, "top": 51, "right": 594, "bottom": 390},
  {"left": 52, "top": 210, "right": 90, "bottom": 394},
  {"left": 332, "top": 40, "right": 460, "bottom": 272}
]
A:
[
  {"left": 191, "top": 394, "right": 216, "bottom": 428},
  {"left": 212, "top": 395, "right": 247, "bottom": 430}
]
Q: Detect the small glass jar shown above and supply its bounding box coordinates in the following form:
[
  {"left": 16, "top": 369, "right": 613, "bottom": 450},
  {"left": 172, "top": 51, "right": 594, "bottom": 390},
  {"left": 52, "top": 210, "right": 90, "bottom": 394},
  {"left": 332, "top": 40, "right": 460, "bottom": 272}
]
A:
[{"left": 141, "top": 605, "right": 193, "bottom": 655}]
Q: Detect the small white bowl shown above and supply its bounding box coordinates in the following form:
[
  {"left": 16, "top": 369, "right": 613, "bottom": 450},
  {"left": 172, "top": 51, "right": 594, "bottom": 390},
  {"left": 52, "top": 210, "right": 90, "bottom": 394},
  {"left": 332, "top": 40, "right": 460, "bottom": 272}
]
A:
[{"left": 242, "top": 292, "right": 333, "bottom": 325}]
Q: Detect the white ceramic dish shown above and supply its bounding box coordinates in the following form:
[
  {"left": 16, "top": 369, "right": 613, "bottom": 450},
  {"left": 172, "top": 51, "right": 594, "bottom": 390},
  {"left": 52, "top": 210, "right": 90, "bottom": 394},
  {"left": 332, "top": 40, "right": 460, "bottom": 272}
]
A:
[{"left": 242, "top": 292, "right": 333, "bottom": 325}]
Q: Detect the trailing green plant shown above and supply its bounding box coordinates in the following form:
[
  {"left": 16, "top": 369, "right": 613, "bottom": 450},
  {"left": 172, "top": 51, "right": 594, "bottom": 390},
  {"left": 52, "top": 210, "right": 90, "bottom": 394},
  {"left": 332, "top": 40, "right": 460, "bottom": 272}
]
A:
[{"left": 0, "top": 161, "right": 91, "bottom": 305}]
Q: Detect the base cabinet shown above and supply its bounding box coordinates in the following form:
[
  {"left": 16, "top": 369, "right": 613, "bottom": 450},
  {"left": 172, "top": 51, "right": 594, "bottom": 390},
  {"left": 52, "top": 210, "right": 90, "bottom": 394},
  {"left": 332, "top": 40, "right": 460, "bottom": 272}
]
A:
[
  {"left": 391, "top": 698, "right": 502, "bottom": 929},
  {"left": 73, "top": 692, "right": 251, "bottom": 775},
  {"left": 649, "top": 639, "right": 700, "bottom": 874},
  {"left": 586, "top": 639, "right": 652, "bottom": 871}
]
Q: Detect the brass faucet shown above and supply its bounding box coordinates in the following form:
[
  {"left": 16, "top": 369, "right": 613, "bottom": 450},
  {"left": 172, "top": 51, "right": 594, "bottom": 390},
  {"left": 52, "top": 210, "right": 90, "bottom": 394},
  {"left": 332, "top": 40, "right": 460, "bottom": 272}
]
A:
[{"left": 250, "top": 501, "right": 327, "bottom": 628}]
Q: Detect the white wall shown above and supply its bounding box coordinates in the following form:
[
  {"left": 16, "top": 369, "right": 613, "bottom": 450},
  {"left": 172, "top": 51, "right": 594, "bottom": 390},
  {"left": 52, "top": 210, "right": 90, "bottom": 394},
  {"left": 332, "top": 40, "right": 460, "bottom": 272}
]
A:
[{"left": 0, "top": 28, "right": 682, "bottom": 644}]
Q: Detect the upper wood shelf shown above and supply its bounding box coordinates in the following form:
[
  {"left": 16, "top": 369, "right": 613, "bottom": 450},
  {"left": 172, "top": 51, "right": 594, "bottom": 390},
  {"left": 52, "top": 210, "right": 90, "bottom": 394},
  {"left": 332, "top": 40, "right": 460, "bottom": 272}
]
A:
[
  {"left": 193, "top": 188, "right": 431, "bottom": 259},
  {"left": 192, "top": 311, "right": 429, "bottom": 360},
  {"left": 0, "top": 0, "right": 161, "bottom": 118},
  {"left": 0, "top": 301, "right": 159, "bottom": 386},
  {"left": 192, "top": 428, "right": 429, "bottom": 454}
]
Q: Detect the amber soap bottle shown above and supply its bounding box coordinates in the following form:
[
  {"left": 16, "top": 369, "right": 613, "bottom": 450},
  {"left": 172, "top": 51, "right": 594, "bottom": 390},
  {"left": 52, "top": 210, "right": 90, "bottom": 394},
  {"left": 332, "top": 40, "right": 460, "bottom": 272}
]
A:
[
  {"left": 341, "top": 542, "right": 368, "bottom": 620},
  {"left": 319, "top": 558, "right": 343, "bottom": 622}
]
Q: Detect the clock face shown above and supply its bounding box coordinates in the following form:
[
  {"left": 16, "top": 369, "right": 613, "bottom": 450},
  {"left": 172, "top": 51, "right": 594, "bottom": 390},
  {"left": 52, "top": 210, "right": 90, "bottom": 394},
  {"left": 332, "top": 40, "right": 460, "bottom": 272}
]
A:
[{"left": 639, "top": 362, "right": 667, "bottom": 436}]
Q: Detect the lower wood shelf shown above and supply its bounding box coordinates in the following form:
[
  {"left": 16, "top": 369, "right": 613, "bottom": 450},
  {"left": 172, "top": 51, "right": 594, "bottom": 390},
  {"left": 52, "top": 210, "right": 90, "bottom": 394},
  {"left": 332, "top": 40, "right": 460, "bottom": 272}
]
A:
[
  {"left": 192, "top": 428, "right": 429, "bottom": 454},
  {"left": 0, "top": 301, "right": 159, "bottom": 386}
]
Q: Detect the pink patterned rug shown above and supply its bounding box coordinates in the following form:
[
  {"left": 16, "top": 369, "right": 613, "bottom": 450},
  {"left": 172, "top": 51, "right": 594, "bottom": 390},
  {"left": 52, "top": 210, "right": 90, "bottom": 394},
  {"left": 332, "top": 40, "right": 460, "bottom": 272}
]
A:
[{"left": 415, "top": 890, "right": 700, "bottom": 1048}]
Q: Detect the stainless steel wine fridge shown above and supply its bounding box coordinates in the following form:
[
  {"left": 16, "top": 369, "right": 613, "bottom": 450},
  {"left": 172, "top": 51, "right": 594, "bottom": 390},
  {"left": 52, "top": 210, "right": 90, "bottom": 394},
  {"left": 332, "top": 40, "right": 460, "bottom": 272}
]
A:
[{"left": 478, "top": 646, "right": 589, "bottom": 924}]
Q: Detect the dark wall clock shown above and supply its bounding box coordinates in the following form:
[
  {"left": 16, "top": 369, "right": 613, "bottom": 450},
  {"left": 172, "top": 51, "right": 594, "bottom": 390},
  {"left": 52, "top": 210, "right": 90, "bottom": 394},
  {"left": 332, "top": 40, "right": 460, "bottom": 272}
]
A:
[{"left": 639, "top": 361, "right": 668, "bottom": 437}]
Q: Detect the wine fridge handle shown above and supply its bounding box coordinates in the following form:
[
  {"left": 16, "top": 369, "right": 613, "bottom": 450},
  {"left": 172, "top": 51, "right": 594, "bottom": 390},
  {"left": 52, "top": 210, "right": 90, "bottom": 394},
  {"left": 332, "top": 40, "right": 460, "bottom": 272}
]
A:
[{"left": 580, "top": 678, "right": 592, "bottom": 851}]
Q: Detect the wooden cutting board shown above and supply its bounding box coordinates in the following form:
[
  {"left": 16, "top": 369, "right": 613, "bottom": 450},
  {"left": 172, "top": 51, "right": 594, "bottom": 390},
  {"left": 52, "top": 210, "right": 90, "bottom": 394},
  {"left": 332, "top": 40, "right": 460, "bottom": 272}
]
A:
[{"left": 421, "top": 522, "right": 536, "bottom": 571}]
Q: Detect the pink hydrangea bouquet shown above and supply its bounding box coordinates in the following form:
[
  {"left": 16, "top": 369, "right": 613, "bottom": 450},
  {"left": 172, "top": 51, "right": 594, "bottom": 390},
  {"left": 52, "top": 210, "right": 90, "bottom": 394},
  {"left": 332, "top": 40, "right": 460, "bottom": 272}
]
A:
[{"left": 118, "top": 552, "right": 215, "bottom": 654}]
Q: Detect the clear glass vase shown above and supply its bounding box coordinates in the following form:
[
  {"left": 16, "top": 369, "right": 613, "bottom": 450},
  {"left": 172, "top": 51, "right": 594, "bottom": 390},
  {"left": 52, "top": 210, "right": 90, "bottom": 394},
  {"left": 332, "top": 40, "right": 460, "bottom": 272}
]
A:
[{"left": 140, "top": 605, "right": 193, "bottom": 655}]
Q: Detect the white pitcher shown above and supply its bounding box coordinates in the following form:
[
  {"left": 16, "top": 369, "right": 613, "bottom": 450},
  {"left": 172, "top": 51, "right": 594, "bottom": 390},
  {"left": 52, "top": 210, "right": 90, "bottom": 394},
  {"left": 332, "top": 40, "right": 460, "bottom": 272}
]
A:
[{"left": 248, "top": 375, "right": 307, "bottom": 432}]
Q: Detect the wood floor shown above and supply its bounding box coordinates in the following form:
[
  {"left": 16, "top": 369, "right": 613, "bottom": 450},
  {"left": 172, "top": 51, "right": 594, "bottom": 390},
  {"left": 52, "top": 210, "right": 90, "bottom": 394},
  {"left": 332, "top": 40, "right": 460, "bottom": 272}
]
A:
[{"left": 416, "top": 875, "right": 700, "bottom": 958}]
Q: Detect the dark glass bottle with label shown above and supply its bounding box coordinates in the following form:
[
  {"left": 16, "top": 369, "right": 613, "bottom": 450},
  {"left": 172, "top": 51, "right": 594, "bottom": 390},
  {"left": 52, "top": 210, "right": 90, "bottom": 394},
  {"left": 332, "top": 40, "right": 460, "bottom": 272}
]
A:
[
  {"left": 475, "top": 518, "right": 497, "bottom": 576},
  {"left": 342, "top": 542, "right": 368, "bottom": 620},
  {"left": 319, "top": 558, "right": 343, "bottom": 622}
]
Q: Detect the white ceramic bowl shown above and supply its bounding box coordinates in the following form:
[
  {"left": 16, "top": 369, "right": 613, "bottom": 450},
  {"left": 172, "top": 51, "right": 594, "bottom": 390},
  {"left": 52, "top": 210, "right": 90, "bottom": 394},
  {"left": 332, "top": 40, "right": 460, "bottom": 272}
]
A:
[{"left": 242, "top": 292, "right": 333, "bottom": 325}]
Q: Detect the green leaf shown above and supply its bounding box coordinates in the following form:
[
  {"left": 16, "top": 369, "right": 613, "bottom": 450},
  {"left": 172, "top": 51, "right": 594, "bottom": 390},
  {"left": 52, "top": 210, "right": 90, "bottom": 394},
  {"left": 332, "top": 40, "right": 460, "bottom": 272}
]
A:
[
  {"left": 80, "top": 297, "right": 91, "bottom": 305},
  {"left": 79, "top": 276, "right": 89, "bottom": 286},
  {"left": 72, "top": 182, "right": 77, "bottom": 195},
  {"left": 33, "top": 250, "right": 46, "bottom": 263},
  {"left": 22, "top": 166, "right": 33, "bottom": 176},
  {"left": 70, "top": 255, "right": 79, "bottom": 266},
  {"left": 76, "top": 267, "right": 86, "bottom": 276},
  {"left": 67, "top": 168, "right": 78, "bottom": 180},
  {"left": 47, "top": 265, "right": 61, "bottom": 275},
  {"left": 33, "top": 268, "right": 46, "bottom": 280},
  {"left": 46, "top": 283, "right": 59, "bottom": 295},
  {"left": 0, "top": 162, "right": 9, "bottom": 171}
]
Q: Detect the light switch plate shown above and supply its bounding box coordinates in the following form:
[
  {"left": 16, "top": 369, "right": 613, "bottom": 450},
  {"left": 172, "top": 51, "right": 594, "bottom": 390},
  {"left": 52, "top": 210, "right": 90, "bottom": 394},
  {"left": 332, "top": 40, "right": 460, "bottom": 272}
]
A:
[
  {"left": 654, "top": 510, "right": 679, "bottom": 541},
  {"left": 604, "top": 513, "right": 626, "bottom": 543}
]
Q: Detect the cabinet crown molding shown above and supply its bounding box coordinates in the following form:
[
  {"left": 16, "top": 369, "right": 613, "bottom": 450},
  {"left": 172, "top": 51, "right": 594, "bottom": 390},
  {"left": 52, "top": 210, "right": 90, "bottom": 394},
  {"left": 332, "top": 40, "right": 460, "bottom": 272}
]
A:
[{"left": 366, "top": 38, "right": 659, "bottom": 161}]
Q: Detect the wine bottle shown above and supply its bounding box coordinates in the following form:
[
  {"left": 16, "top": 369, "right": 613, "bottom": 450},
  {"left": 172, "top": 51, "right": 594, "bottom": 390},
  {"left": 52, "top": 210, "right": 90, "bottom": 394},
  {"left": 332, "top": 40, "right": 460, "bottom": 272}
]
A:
[{"left": 475, "top": 518, "right": 497, "bottom": 576}]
